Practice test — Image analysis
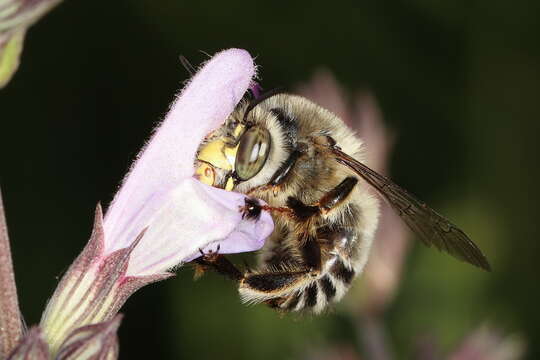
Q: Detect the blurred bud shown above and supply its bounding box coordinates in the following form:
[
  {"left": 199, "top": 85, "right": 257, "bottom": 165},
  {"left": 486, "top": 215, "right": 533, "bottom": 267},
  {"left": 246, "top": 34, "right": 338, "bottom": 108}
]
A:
[
  {"left": 449, "top": 325, "right": 526, "bottom": 360},
  {"left": 56, "top": 315, "right": 122, "bottom": 360},
  {"left": 39, "top": 49, "right": 273, "bottom": 355},
  {"left": 0, "top": 0, "right": 62, "bottom": 88},
  {"left": 304, "top": 345, "right": 360, "bottom": 360},
  {"left": 352, "top": 92, "right": 409, "bottom": 315},
  {"left": 296, "top": 69, "right": 351, "bottom": 125},
  {"left": 6, "top": 327, "right": 49, "bottom": 360},
  {"left": 413, "top": 334, "right": 442, "bottom": 360}
]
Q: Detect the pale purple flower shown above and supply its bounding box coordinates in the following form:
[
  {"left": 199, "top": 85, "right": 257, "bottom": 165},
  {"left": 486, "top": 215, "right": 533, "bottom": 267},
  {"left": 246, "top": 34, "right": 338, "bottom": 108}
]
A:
[
  {"left": 448, "top": 325, "right": 526, "bottom": 360},
  {"left": 102, "top": 48, "right": 272, "bottom": 274},
  {"left": 26, "top": 48, "right": 272, "bottom": 355}
]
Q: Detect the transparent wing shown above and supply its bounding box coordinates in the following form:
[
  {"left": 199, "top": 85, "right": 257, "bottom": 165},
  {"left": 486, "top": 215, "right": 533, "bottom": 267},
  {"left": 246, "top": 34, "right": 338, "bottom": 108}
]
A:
[{"left": 331, "top": 147, "right": 491, "bottom": 271}]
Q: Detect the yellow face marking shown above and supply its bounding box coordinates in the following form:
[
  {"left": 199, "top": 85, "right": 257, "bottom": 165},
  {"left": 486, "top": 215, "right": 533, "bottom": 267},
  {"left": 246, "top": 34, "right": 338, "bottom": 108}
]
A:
[
  {"left": 197, "top": 139, "right": 234, "bottom": 171},
  {"left": 225, "top": 177, "right": 235, "bottom": 191},
  {"left": 195, "top": 162, "right": 215, "bottom": 186},
  {"left": 195, "top": 123, "right": 246, "bottom": 188}
]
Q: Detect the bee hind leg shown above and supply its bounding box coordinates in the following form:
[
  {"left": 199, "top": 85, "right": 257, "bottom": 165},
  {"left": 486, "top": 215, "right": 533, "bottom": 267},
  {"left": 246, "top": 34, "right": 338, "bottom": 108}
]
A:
[
  {"left": 240, "top": 233, "right": 324, "bottom": 311},
  {"left": 239, "top": 268, "right": 314, "bottom": 307},
  {"left": 283, "top": 178, "right": 360, "bottom": 274},
  {"left": 241, "top": 268, "right": 331, "bottom": 312}
]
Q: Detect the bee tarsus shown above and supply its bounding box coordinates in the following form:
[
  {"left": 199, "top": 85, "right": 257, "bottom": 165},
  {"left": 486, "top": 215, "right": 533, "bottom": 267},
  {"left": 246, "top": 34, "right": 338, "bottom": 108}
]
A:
[
  {"left": 194, "top": 249, "right": 243, "bottom": 282},
  {"left": 240, "top": 197, "right": 262, "bottom": 221}
]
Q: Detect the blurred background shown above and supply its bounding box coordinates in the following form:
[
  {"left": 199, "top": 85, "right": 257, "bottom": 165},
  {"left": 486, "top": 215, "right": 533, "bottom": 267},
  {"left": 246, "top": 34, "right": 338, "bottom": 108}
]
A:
[{"left": 1, "top": 1, "right": 539, "bottom": 359}]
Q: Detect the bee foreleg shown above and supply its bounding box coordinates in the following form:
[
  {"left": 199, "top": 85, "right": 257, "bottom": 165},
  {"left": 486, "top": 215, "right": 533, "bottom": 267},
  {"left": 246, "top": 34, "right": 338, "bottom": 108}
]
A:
[{"left": 193, "top": 252, "right": 243, "bottom": 282}]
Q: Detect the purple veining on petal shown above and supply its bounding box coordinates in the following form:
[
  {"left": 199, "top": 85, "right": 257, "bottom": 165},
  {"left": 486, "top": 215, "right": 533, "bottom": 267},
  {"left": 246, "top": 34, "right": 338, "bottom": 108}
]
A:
[{"left": 103, "top": 49, "right": 257, "bottom": 254}]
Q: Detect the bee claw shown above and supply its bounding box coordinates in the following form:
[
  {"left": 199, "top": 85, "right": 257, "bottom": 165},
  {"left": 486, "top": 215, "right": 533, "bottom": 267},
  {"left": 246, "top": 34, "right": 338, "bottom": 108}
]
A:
[{"left": 240, "top": 205, "right": 247, "bottom": 219}]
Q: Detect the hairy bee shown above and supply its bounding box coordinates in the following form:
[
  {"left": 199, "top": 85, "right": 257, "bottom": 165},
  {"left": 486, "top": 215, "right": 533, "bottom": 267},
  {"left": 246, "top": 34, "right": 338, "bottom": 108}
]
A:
[{"left": 194, "top": 91, "right": 490, "bottom": 314}]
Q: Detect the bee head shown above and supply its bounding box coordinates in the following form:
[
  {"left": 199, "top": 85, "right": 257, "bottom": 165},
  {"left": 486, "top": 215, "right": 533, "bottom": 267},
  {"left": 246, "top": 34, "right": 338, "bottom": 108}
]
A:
[
  {"left": 195, "top": 121, "right": 272, "bottom": 191},
  {"left": 195, "top": 93, "right": 296, "bottom": 194}
]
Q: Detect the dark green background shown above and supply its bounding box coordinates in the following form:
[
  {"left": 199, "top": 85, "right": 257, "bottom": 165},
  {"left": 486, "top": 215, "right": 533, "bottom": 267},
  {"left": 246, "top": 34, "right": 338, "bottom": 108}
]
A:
[{"left": 1, "top": 1, "right": 538, "bottom": 359}]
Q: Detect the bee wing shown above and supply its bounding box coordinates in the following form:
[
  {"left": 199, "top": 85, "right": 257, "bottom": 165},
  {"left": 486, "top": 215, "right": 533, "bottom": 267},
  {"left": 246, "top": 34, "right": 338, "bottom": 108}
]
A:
[{"left": 331, "top": 147, "right": 491, "bottom": 271}]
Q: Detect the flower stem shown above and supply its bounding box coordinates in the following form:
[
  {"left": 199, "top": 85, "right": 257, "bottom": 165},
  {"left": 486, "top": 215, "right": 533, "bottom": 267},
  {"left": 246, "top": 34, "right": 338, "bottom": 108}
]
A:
[{"left": 0, "top": 189, "right": 23, "bottom": 358}]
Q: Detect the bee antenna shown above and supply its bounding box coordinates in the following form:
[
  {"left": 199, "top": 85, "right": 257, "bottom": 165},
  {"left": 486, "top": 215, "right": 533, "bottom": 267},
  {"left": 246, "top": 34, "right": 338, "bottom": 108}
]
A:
[
  {"left": 179, "top": 55, "right": 197, "bottom": 76},
  {"left": 243, "top": 87, "right": 287, "bottom": 123}
]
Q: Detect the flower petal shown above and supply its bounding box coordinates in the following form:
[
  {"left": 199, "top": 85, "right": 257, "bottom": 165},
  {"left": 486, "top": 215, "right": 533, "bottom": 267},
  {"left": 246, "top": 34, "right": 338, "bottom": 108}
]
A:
[
  {"left": 103, "top": 49, "right": 256, "bottom": 254},
  {"left": 193, "top": 182, "right": 273, "bottom": 258},
  {"left": 126, "top": 178, "right": 273, "bottom": 276}
]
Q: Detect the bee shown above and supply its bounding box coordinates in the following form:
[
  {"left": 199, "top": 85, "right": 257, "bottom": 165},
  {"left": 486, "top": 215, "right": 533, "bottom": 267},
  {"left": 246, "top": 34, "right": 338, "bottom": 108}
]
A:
[{"left": 193, "top": 91, "right": 490, "bottom": 314}]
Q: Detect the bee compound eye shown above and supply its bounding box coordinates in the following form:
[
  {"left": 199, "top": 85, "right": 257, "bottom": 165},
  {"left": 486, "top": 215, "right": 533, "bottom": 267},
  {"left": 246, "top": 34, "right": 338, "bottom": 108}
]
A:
[{"left": 235, "top": 126, "right": 271, "bottom": 181}]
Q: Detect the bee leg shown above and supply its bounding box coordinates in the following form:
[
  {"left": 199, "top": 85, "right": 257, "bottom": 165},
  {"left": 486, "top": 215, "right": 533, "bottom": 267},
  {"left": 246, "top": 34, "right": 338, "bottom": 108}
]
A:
[
  {"left": 299, "top": 234, "right": 323, "bottom": 274},
  {"left": 282, "top": 177, "right": 358, "bottom": 223},
  {"left": 239, "top": 197, "right": 263, "bottom": 221},
  {"left": 317, "top": 176, "right": 359, "bottom": 214},
  {"left": 193, "top": 249, "right": 243, "bottom": 282},
  {"left": 241, "top": 232, "right": 322, "bottom": 299},
  {"left": 279, "top": 178, "right": 359, "bottom": 274},
  {"left": 240, "top": 178, "right": 358, "bottom": 307},
  {"left": 241, "top": 269, "right": 314, "bottom": 297},
  {"left": 285, "top": 197, "right": 320, "bottom": 221}
]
